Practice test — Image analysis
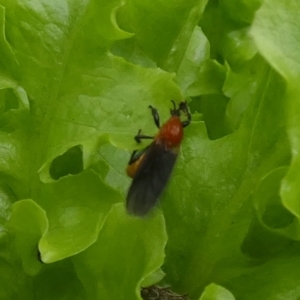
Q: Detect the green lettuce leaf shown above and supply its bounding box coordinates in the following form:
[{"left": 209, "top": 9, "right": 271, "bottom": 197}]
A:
[{"left": 73, "top": 203, "right": 167, "bottom": 300}]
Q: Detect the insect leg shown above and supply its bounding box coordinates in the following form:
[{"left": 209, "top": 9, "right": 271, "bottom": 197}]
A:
[
  {"left": 128, "top": 150, "right": 139, "bottom": 164},
  {"left": 171, "top": 99, "right": 177, "bottom": 110},
  {"left": 148, "top": 105, "right": 160, "bottom": 128},
  {"left": 181, "top": 120, "right": 190, "bottom": 128},
  {"left": 134, "top": 129, "right": 154, "bottom": 143},
  {"left": 179, "top": 101, "right": 191, "bottom": 127},
  {"left": 128, "top": 129, "right": 153, "bottom": 165}
]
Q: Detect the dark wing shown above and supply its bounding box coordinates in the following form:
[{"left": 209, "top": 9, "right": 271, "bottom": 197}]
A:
[{"left": 126, "top": 142, "right": 178, "bottom": 216}]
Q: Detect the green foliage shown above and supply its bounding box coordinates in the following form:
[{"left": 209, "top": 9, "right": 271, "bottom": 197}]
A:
[{"left": 0, "top": 0, "right": 299, "bottom": 299}]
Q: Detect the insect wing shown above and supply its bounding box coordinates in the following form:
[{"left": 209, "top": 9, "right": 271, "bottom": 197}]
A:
[{"left": 126, "top": 142, "right": 178, "bottom": 216}]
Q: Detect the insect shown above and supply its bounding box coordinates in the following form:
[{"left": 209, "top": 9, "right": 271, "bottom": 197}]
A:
[{"left": 126, "top": 100, "right": 191, "bottom": 216}]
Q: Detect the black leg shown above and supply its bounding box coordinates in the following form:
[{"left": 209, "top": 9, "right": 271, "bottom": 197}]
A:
[
  {"left": 179, "top": 101, "right": 191, "bottom": 126},
  {"left": 181, "top": 120, "right": 190, "bottom": 128},
  {"left": 128, "top": 150, "right": 138, "bottom": 164},
  {"left": 149, "top": 105, "right": 160, "bottom": 128},
  {"left": 129, "top": 129, "right": 154, "bottom": 164},
  {"left": 134, "top": 129, "right": 154, "bottom": 143},
  {"left": 171, "top": 100, "right": 176, "bottom": 110}
]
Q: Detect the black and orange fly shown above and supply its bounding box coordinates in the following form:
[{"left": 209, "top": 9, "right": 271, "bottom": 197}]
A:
[{"left": 126, "top": 101, "right": 191, "bottom": 216}]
